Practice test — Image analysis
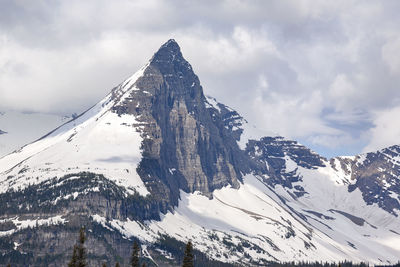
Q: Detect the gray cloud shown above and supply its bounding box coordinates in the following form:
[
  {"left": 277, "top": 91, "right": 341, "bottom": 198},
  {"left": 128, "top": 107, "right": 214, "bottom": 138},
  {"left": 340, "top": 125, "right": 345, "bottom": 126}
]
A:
[{"left": 1, "top": 0, "right": 400, "bottom": 157}]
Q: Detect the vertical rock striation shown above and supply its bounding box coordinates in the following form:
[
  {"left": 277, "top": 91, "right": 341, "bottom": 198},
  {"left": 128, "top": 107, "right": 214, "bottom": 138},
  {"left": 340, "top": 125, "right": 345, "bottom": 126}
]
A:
[{"left": 112, "top": 40, "right": 245, "bottom": 211}]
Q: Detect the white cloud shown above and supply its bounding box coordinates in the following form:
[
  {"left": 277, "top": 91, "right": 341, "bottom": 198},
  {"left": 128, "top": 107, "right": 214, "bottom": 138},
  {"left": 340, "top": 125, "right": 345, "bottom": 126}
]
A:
[
  {"left": 363, "top": 107, "right": 400, "bottom": 153},
  {"left": 251, "top": 89, "right": 337, "bottom": 139},
  {"left": 328, "top": 74, "right": 357, "bottom": 111},
  {"left": 382, "top": 37, "right": 400, "bottom": 75},
  {"left": 1, "top": 0, "right": 400, "bottom": 156},
  {"left": 177, "top": 26, "right": 280, "bottom": 75},
  {"left": 308, "top": 133, "right": 355, "bottom": 150}
]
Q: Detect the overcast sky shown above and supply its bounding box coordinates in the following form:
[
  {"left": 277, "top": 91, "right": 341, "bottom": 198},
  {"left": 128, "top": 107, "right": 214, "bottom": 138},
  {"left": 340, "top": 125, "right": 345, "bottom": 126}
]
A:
[{"left": 1, "top": 0, "right": 400, "bottom": 158}]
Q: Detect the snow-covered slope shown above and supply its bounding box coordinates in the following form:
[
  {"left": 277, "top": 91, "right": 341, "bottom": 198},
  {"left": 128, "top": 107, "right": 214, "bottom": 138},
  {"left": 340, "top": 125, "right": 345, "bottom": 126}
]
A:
[
  {"left": 0, "top": 111, "right": 69, "bottom": 157},
  {"left": 263, "top": 157, "right": 400, "bottom": 264},
  {"left": 150, "top": 173, "right": 400, "bottom": 264},
  {"left": 0, "top": 39, "right": 399, "bottom": 266},
  {"left": 0, "top": 64, "right": 149, "bottom": 196}
]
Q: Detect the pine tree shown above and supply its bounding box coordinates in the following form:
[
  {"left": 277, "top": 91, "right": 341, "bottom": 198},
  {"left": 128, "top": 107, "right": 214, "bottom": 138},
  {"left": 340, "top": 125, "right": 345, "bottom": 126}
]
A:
[
  {"left": 182, "top": 241, "right": 194, "bottom": 267},
  {"left": 68, "top": 245, "right": 78, "bottom": 267},
  {"left": 130, "top": 240, "right": 140, "bottom": 267},
  {"left": 77, "top": 227, "right": 87, "bottom": 267},
  {"left": 102, "top": 263, "right": 107, "bottom": 267},
  {"left": 115, "top": 263, "right": 120, "bottom": 267},
  {"left": 68, "top": 227, "right": 87, "bottom": 267},
  {"left": 141, "top": 263, "right": 146, "bottom": 267}
]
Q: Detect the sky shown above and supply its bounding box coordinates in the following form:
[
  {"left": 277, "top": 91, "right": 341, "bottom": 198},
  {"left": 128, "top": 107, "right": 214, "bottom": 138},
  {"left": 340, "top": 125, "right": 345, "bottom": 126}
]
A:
[{"left": 1, "top": 0, "right": 400, "bottom": 158}]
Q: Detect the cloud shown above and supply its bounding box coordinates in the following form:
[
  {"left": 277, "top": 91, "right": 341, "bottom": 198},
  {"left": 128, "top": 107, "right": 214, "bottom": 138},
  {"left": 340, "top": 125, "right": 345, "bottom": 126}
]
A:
[
  {"left": 328, "top": 74, "right": 357, "bottom": 110},
  {"left": 363, "top": 106, "right": 400, "bottom": 153},
  {"left": 1, "top": 0, "right": 400, "bottom": 157},
  {"left": 382, "top": 37, "right": 400, "bottom": 75}
]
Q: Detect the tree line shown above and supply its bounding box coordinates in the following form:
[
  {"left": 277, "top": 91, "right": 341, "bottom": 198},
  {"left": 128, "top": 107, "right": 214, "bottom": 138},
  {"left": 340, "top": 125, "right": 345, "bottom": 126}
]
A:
[
  {"left": 5, "top": 227, "right": 395, "bottom": 266},
  {"left": 65, "top": 228, "right": 399, "bottom": 267},
  {"left": 67, "top": 227, "right": 194, "bottom": 267}
]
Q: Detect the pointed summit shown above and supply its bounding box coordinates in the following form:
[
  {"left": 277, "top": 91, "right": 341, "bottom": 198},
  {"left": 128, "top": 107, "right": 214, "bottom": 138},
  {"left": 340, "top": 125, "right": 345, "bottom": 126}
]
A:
[
  {"left": 131, "top": 39, "right": 200, "bottom": 98},
  {"left": 161, "top": 38, "right": 180, "bottom": 50},
  {"left": 149, "top": 39, "right": 193, "bottom": 80},
  {"left": 151, "top": 39, "right": 182, "bottom": 63},
  {"left": 110, "top": 39, "right": 243, "bottom": 200}
]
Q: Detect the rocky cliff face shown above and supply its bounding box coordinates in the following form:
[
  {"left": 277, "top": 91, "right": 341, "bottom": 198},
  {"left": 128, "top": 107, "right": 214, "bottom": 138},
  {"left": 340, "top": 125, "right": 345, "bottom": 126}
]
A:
[
  {"left": 333, "top": 145, "right": 400, "bottom": 214},
  {"left": 111, "top": 40, "right": 247, "bottom": 210},
  {"left": 246, "top": 136, "right": 326, "bottom": 197},
  {"left": 0, "top": 40, "right": 400, "bottom": 266}
]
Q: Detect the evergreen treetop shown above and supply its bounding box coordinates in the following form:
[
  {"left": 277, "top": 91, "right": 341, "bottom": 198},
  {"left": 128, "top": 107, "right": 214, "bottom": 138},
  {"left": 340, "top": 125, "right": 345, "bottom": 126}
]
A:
[
  {"left": 68, "top": 227, "right": 87, "bottom": 267},
  {"left": 182, "top": 240, "right": 194, "bottom": 267},
  {"left": 131, "top": 240, "right": 140, "bottom": 267},
  {"left": 68, "top": 245, "right": 78, "bottom": 267},
  {"left": 77, "top": 227, "right": 87, "bottom": 267}
]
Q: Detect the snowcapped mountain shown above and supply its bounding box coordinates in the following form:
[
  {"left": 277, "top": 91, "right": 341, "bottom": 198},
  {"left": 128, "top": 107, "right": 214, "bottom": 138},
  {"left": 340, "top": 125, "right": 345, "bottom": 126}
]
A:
[
  {"left": 0, "top": 40, "right": 399, "bottom": 266},
  {"left": 0, "top": 111, "right": 70, "bottom": 157}
]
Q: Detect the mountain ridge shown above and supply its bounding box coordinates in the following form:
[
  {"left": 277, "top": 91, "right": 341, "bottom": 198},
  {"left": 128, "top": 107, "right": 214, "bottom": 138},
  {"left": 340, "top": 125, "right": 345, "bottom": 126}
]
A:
[{"left": 0, "top": 40, "right": 399, "bottom": 266}]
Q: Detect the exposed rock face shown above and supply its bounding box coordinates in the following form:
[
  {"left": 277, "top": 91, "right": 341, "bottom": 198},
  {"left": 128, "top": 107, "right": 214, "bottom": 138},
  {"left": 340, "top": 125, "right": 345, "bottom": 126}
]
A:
[
  {"left": 245, "top": 137, "right": 326, "bottom": 197},
  {"left": 112, "top": 40, "right": 244, "bottom": 209},
  {"left": 339, "top": 145, "right": 400, "bottom": 214}
]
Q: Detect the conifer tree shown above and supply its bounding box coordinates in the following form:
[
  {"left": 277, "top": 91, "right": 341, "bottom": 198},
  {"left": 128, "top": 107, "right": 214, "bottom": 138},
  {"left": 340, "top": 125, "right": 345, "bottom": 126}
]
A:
[
  {"left": 142, "top": 263, "right": 146, "bottom": 267},
  {"left": 68, "top": 245, "right": 78, "bottom": 267},
  {"left": 182, "top": 241, "right": 194, "bottom": 267},
  {"left": 115, "top": 262, "right": 120, "bottom": 267},
  {"left": 102, "top": 263, "right": 107, "bottom": 267},
  {"left": 77, "top": 227, "right": 87, "bottom": 267},
  {"left": 130, "top": 240, "right": 140, "bottom": 267},
  {"left": 68, "top": 227, "right": 87, "bottom": 267}
]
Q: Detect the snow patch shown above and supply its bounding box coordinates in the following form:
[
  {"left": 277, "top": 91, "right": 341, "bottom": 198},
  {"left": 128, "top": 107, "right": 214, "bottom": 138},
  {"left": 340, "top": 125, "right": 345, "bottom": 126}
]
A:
[
  {"left": 0, "top": 215, "right": 67, "bottom": 237},
  {"left": 205, "top": 96, "right": 221, "bottom": 113}
]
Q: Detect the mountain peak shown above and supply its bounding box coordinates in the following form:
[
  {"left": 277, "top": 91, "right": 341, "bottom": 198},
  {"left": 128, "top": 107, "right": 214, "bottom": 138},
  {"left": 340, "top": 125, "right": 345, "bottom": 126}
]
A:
[
  {"left": 1, "top": 39, "right": 400, "bottom": 266},
  {"left": 162, "top": 38, "right": 179, "bottom": 48},
  {"left": 150, "top": 39, "right": 183, "bottom": 65}
]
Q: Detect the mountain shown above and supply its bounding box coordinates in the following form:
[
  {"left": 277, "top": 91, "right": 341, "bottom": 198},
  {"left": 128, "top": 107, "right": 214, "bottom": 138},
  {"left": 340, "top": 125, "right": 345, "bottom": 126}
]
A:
[
  {"left": 0, "top": 111, "right": 70, "bottom": 157},
  {"left": 0, "top": 40, "right": 399, "bottom": 266}
]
